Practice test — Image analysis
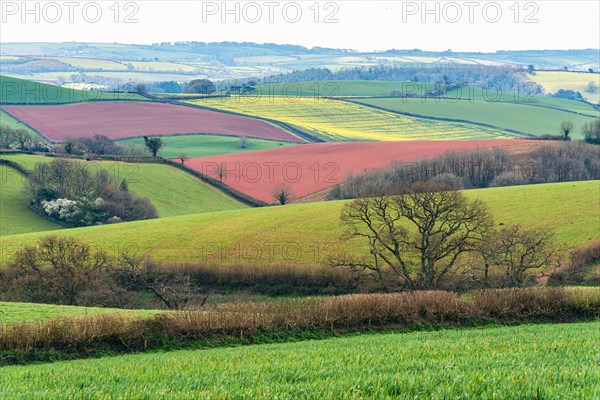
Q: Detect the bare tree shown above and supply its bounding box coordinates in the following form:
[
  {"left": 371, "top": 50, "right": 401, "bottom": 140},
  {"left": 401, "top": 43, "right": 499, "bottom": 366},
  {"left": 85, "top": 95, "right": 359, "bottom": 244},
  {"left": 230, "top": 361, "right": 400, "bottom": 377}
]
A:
[
  {"left": 332, "top": 183, "right": 493, "bottom": 289},
  {"left": 560, "top": 121, "right": 575, "bottom": 140},
  {"left": 111, "top": 254, "right": 192, "bottom": 310},
  {"left": 178, "top": 153, "right": 189, "bottom": 165},
  {"left": 6, "top": 236, "right": 109, "bottom": 305},
  {"left": 477, "top": 225, "right": 557, "bottom": 287},
  {"left": 214, "top": 163, "right": 227, "bottom": 182},
  {"left": 0, "top": 126, "right": 17, "bottom": 148},
  {"left": 272, "top": 183, "right": 294, "bottom": 205},
  {"left": 13, "top": 129, "right": 33, "bottom": 150},
  {"left": 581, "top": 119, "right": 600, "bottom": 144}
]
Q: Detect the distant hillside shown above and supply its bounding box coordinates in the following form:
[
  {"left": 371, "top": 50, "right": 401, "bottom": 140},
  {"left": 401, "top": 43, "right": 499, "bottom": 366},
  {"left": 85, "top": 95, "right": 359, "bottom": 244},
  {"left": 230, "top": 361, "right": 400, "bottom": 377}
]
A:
[{"left": 0, "top": 75, "right": 146, "bottom": 104}]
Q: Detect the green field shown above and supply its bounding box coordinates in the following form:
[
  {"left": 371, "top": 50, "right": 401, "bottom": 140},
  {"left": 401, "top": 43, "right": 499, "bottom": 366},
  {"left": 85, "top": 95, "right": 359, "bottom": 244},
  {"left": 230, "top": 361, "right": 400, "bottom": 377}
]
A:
[
  {"left": 0, "top": 302, "right": 155, "bottom": 324},
  {"left": 446, "top": 86, "right": 599, "bottom": 116},
  {"left": 192, "top": 97, "right": 514, "bottom": 141},
  {"left": 1, "top": 181, "right": 597, "bottom": 265},
  {"left": 0, "top": 110, "right": 40, "bottom": 136},
  {"left": 0, "top": 154, "right": 245, "bottom": 220},
  {"left": 0, "top": 322, "right": 597, "bottom": 398},
  {"left": 530, "top": 71, "right": 600, "bottom": 104},
  {"left": 119, "top": 134, "right": 296, "bottom": 158},
  {"left": 356, "top": 97, "right": 597, "bottom": 138},
  {"left": 0, "top": 75, "right": 147, "bottom": 103},
  {"left": 0, "top": 164, "right": 61, "bottom": 236}
]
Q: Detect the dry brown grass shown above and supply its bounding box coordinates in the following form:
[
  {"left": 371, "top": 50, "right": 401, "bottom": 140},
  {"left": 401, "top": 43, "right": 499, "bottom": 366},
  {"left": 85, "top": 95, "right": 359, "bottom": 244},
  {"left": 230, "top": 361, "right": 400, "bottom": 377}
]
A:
[{"left": 1, "top": 287, "right": 597, "bottom": 358}]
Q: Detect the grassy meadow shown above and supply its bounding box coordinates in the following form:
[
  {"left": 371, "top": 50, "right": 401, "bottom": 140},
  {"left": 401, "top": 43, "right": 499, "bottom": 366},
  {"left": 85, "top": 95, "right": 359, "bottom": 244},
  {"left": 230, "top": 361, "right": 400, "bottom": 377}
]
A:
[
  {"left": 192, "top": 97, "right": 514, "bottom": 141},
  {"left": 0, "top": 322, "right": 597, "bottom": 399},
  {"left": 0, "top": 154, "right": 245, "bottom": 221},
  {"left": 1, "top": 180, "right": 597, "bottom": 265},
  {"left": 0, "top": 164, "right": 61, "bottom": 236},
  {"left": 0, "top": 75, "right": 146, "bottom": 103},
  {"left": 118, "top": 134, "right": 296, "bottom": 158}
]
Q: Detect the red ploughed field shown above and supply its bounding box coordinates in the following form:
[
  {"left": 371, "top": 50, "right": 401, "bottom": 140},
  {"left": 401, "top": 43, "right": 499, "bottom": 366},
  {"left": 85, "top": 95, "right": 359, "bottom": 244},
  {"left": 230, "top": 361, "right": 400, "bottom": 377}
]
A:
[
  {"left": 185, "top": 140, "right": 531, "bottom": 203},
  {"left": 1, "top": 102, "right": 303, "bottom": 143}
]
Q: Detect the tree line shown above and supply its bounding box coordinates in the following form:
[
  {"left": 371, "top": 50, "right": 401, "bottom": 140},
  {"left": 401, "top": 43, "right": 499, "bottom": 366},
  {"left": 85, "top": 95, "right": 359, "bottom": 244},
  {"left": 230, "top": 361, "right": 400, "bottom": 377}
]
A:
[{"left": 329, "top": 141, "right": 600, "bottom": 200}]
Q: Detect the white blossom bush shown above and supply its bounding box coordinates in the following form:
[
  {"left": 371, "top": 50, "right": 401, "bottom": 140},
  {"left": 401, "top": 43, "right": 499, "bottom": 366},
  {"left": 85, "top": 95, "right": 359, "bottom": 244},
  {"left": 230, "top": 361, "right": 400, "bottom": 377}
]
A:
[{"left": 41, "top": 198, "right": 79, "bottom": 220}]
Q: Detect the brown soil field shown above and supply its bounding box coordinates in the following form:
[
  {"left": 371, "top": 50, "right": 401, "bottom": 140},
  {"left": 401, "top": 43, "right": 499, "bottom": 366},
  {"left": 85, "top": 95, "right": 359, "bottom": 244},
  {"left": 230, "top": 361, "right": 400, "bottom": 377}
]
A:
[
  {"left": 185, "top": 140, "right": 531, "bottom": 203},
  {"left": 2, "top": 102, "right": 304, "bottom": 143}
]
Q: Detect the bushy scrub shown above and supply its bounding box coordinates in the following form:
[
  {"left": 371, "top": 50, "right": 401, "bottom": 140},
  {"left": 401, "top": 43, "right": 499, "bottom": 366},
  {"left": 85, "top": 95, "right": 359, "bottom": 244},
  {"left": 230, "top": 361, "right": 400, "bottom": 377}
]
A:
[{"left": 26, "top": 159, "right": 157, "bottom": 226}]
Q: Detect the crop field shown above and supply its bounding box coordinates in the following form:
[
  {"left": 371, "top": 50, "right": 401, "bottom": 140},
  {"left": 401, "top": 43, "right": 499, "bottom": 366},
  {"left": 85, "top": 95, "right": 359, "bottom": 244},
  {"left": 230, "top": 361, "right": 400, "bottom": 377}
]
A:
[
  {"left": 193, "top": 97, "right": 516, "bottom": 141},
  {"left": 355, "top": 97, "right": 597, "bottom": 138},
  {"left": 0, "top": 164, "right": 61, "bottom": 236},
  {"left": 1, "top": 180, "right": 597, "bottom": 266},
  {"left": 529, "top": 71, "right": 600, "bottom": 103},
  {"left": 0, "top": 75, "right": 146, "bottom": 104},
  {"left": 2, "top": 102, "right": 304, "bottom": 143},
  {"left": 0, "top": 322, "right": 597, "bottom": 398},
  {"left": 119, "top": 134, "right": 296, "bottom": 158},
  {"left": 186, "top": 140, "right": 528, "bottom": 202},
  {"left": 0, "top": 154, "right": 245, "bottom": 218},
  {"left": 0, "top": 302, "right": 155, "bottom": 324}
]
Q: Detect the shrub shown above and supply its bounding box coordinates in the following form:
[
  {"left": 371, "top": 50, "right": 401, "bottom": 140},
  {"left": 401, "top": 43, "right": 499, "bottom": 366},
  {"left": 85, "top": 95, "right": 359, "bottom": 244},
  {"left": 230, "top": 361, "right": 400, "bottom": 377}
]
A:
[{"left": 26, "top": 159, "right": 157, "bottom": 226}]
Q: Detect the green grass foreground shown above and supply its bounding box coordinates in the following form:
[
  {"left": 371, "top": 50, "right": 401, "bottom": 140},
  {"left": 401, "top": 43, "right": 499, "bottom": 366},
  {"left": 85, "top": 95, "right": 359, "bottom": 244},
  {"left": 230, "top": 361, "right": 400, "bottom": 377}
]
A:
[{"left": 0, "top": 321, "right": 597, "bottom": 399}]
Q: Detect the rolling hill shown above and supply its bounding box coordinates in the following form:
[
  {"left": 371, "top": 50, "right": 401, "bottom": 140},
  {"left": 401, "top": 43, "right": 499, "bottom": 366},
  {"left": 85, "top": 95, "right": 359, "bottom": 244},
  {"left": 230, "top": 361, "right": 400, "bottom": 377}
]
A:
[
  {"left": 1, "top": 181, "right": 597, "bottom": 265},
  {"left": 0, "top": 75, "right": 146, "bottom": 104},
  {"left": 0, "top": 154, "right": 245, "bottom": 221}
]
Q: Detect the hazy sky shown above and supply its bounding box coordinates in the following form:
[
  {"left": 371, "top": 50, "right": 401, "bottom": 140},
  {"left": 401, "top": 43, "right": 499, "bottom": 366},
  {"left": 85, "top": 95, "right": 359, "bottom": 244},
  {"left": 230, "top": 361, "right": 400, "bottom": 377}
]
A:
[{"left": 1, "top": 1, "right": 599, "bottom": 51}]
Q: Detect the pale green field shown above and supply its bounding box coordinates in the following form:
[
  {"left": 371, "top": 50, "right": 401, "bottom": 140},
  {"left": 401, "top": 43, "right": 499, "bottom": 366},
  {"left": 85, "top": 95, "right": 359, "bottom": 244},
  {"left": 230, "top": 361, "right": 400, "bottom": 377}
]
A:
[
  {"left": 1, "top": 181, "right": 597, "bottom": 265},
  {"left": 119, "top": 134, "right": 295, "bottom": 158},
  {"left": 530, "top": 71, "right": 600, "bottom": 104},
  {"left": 0, "top": 302, "right": 155, "bottom": 324},
  {"left": 191, "top": 97, "right": 513, "bottom": 141},
  {"left": 0, "top": 322, "right": 597, "bottom": 399}
]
